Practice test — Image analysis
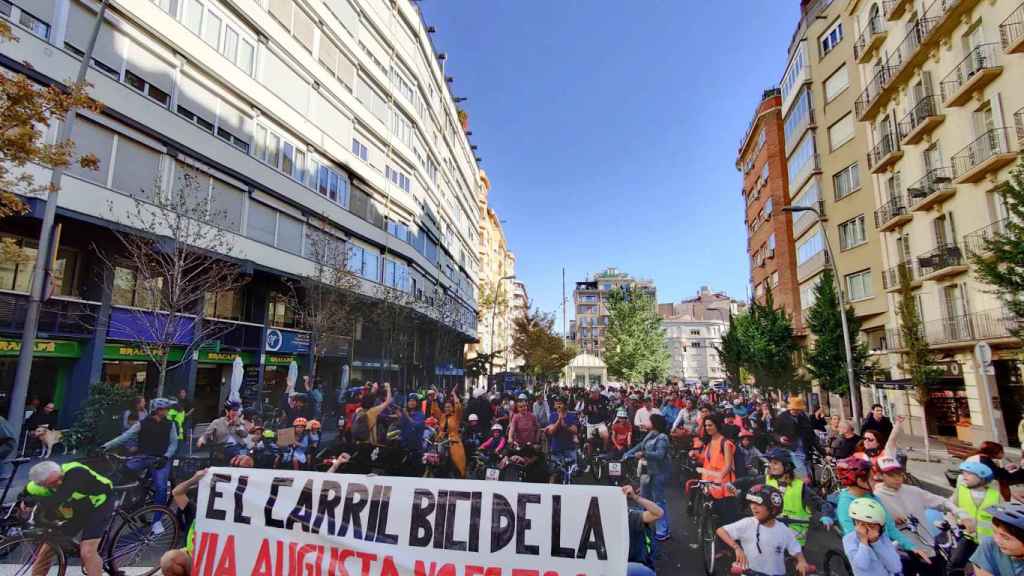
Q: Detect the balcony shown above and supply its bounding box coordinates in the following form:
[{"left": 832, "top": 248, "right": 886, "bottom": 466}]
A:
[
  {"left": 1016, "top": 107, "right": 1024, "bottom": 145},
  {"left": 855, "top": 16, "right": 888, "bottom": 63},
  {"left": 924, "top": 308, "right": 1018, "bottom": 348},
  {"left": 868, "top": 132, "right": 904, "bottom": 174},
  {"left": 881, "top": 262, "right": 920, "bottom": 292},
  {"left": 0, "top": 293, "right": 98, "bottom": 338},
  {"left": 963, "top": 218, "right": 1008, "bottom": 258},
  {"left": 908, "top": 167, "right": 955, "bottom": 211},
  {"left": 1000, "top": 1, "right": 1024, "bottom": 54},
  {"left": 940, "top": 44, "right": 1003, "bottom": 107},
  {"left": 899, "top": 95, "right": 944, "bottom": 145},
  {"left": 917, "top": 243, "right": 967, "bottom": 281},
  {"left": 855, "top": 66, "right": 897, "bottom": 121},
  {"left": 884, "top": 0, "right": 912, "bottom": 21},
  {"left": 874, "top": 195, "right": 912, "bottom": 232},
  {"left": 951, "top": 128, "right": 1018, "bottom": 184}
]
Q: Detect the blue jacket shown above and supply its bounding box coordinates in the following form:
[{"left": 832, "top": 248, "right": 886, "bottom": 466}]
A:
[
  {"left": 624, "top": 431, "right": 671, "bottom": 477},
  {"left": 842, "top": 531, "right": 902, "bottom": 576},
  {"left": 836, "top": 489, "right": 917, "bottom": 552},
  {"left": 400, "top": 409, "right": 426, "bottom": 453}
]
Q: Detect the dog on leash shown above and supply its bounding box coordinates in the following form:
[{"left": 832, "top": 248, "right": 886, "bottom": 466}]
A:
[{"left": 33, "top": 426, "right": 67, "bottom": 458}]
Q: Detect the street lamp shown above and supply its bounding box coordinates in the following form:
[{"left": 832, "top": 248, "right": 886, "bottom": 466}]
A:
[
  {"left": 489, "top": 274, "right": 516, "bottom": 377},
  {"left": 782, "top": 205, "right": 862, "bottom": 430}
]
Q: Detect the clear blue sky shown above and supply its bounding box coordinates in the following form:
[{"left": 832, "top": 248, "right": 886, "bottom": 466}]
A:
[{"left": 419, "top": 1, "right": 801, "bottom": 332}]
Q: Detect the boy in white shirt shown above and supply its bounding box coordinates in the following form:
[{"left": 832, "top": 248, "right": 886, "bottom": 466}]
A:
[{"left": 717, "top": 484, "right": 811, "bottom": 576}]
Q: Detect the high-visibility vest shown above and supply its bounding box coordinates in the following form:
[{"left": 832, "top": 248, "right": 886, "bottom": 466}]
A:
[
  {"left": 701, "top": 436, "right": 735, "bottom": 499},
  {"left": 186, "top": 521, "right": 195, "bottom": 555},
  {"left": 167, "top": 409, "right": 186, "bottom": 441},
  {"left": 956, "top": 483, "right": 1001, "bottom": 541},
  {"left": 26, "top": 461, "right": 113, "bottom": 509},
  {"left": 766, "top": 475, "right": 811, "bottom": 542}
]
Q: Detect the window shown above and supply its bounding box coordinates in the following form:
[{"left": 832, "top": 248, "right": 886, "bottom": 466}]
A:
[
  {"left": 0, "top": 236, "right": 78, "bottom": 296},
  {"left": 124, "top": 70, "right": 170, "bottom": 107},
  {"left": 5, "top": 3, "right": 50, "bottom": 40},
  {"left": 185, "top": 0, "right": 203, "bottom": 34},
  {"left": 845, "top": 270, "right": 873, "bottom": 301},
  {"left": 385, "top": 166, "right": 411, "bottom": 193},
  {"left": 222, "top": 26, "right": 238, "bottom": 62},
  {"left": 833, "top": 163, "right": 861, "bottom": 200},
  {"left": 784, "top": 87, "right": 813, "bottom": 149},
  {"left": 204, "top": 289, "right": 242, "bottom": 321},
  {"left": 266, "top": 292, "right": 295, "bottom": 327},
  {"left": 839, "top": 215, "right": 867, "bottom": 250},
  {"left": 314, "top": 163, "right": 350, "bottom": 207},
  {"left": 800, "top": 278, "right": 820, "bottom": 310},
  {"left": 67, "top": 117, "right": 114, "bottom": 185},
  {"left": 347, "top": 242, "right": 380, "bottom": 281},
  {"left": 820, "top": 20, "right": 844, "bottom": 55},
  {"left": 828, "top": 113, "right": 855, "bottom": 151},
  {"left": 387, "top": 219, "right": 409, "bottom": 242},
  {"left": 253, "top": 123, "right": 305, "bottom": 180},
  {"left": 793, "top": 179, "right": 820, "bottom": 209},
  {"left": 797, "top": 229, "right": 825, "bottom": 264},
  {"left": 824, "top": 65, "right": 849, "bottom": 102},
  {"left": 238, "top": 39, "right": 255, "bottom": 76},
  {"left": 351, "top": 138, "right": 368, "bottom": 161},
  {"left": 112, "top": 266, "right": 164, "bottom": 309},
  {"left": 113, "top": 138, "right": 161, "bottom": 200},
  {"left": 203, "top": 11, "right": 221, "bottom": 48},
  {"left": 771, "top": 271, "right": 780, "bottom": 288},
  {"left": 787, "top": 134, "right": 817, "bottom": 186},
  {"left": 781, "top": 43, "right": 807, "bottom": 103}
]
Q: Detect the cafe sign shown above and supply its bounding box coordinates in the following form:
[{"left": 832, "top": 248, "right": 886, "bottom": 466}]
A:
[
  {"left": 0, "top": 338, "right": 81, "bottom": 358},
  {"left": 198, "top": 350, "right": 255, "bottom": 364},
  {"left": 104, "top": 344, "right": 185, "bottom": 362}
]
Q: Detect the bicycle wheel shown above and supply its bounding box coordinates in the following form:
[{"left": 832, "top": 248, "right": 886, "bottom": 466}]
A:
[
  {"left": 700, "top": 507, "right": 717, "bottom": 576},
  {"left": 824, "top": 550, "right": 851, "bottom": 576},
  {"left": 107, "top": 505, "right": 179, "bottom": 576},
  {"left": 0, "top": 536, "right": 66, "bottom": 576}
]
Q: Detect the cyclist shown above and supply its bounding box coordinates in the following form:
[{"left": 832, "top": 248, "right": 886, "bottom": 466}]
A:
[
  {"left": 23, "top": 459, "right": 114, "bottom": 576},
  {"left": 949, "top": 460, "right": 1008, "bottom": 571},
  {"left": 735, "top": 430, "right": 764, "bottom": 479},
  {"left": 196, "top": 400, "right": 249, "bottom": 459},
  {"left": 625, "top": 484, "right": 664, "bottom": 576},
  {"left": 479, "top": 424, "right": 506, "bottom": 463},
  {"left": 772, "top": 396, "right": 820, "bottom": 480},
  {"left": 581, "top": 387, "right": 611, "bottom": 446},
  {"left": 971, "top": 503, "right": 1024, "bottom": 576},
  {"left": 843, "top": 497, "right": 902, "bottom": 576},
  {"left": 280, "top": 418, "right": 310, "bottom": 470},
  {"left": 716, "top": 484, "right": 811, "bottom": 576},
  {"left": 509, "top": 394, "right": 540, "bottom": 448},
  {"left": 544, "top": 396, "right": 578, "bottom": 483},
  {"left": 610, "top": 408, "right": 633, "bottom": 458},
  {"left": 872, "top": 455, "right": 951, "bottom": 550},
  {"left": 102, "top": 397, "right": 178, "bottom": 513},
  {"left": 738, "top": 447, "right": 832, "bottom": 545},
  {"left": 697, "top": 413, "right": 739, "bottom": 524}
]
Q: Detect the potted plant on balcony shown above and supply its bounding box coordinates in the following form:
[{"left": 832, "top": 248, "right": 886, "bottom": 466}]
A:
[{"left": 457, "top": 108, "right": 469, "bottom": 131}]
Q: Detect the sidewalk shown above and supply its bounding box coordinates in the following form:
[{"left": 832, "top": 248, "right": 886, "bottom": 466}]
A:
[{"left": 896, "top": 433, "right": 1022, "bottom": 496}]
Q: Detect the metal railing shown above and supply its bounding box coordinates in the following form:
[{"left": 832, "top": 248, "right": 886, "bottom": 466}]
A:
[
  {"left": 939, "top": 43, "right": 1002, "bottom": 102},
  {"left": 855, "top": 15, "right": 886, "bottom": 61},
  {"left": 907, "top": 166, "right": 955, "bottom": 204},
  {"left": 916, "top": 243, "right": 964, "bottom": 277},
  {"left": 925, "top": 308, "right": 1017, "bottom": 345},
  {"left": 868, "top": 131, "right": 902, "bottom": 170},
  {"left": 881, "top": 261, "right": 918, "bottom": 290},
  {"left": 855, "top": 66, "right": 898, "bottom": 118},
  {"left": 963, "top": 218, "right": 1008, "bottom": 255},
  {"left": 875, "top": 195, "right": 909, "bottom": 228},
  {"left": 1001, "top": 1, "right": 1024, "bottom": 51},
  {"left": 899, "top": 95, "right": 941, "bottom": 137},
  {"left": 951, "top": 128, "right": 1016, "bottom": 180},
  {"left": 0, "top": 293, "right": 97, "bottom": 336}
]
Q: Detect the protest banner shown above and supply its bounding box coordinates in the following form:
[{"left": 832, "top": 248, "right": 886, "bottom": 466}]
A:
[{"left": 194, "top": 468, "right": 628, "bottom": 576}]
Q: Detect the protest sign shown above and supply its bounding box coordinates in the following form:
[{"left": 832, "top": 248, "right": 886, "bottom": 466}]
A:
[{"left": 194, "top": 468, "right": 628, "bottom": 576}]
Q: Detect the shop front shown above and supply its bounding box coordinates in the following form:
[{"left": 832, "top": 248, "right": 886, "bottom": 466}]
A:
[
  {"left": 262, "top": 328, "right": 310, "bottom": 411},
  {"left": 101, "top": 343, "right": 186, "bottom": 398},
  {"left": 874, "top": 360, "right": 971, "bottom": 440},
  {"left": 193, "top": 350, "right": 257, "bottom": 424},
  {"left": 0, "top": 338, "right": 81, "bottom": 417}
]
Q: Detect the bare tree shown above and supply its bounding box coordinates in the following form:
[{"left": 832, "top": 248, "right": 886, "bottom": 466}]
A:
[
  {"left": 370, "top": 281, "right": 418, "bottom": 392},
  {"left": 99, "top": 169, "right": 247, "bottom": 396},
  {"left": 429, "top": 288, "right": 471, "bottom": 392},
  {"left": 286, "top": 224, "right": 361, "bottom": 388}
]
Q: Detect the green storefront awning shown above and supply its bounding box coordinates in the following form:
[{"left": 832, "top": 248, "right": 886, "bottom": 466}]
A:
[
  {"left": 198, "top": 350, "right": 256, "bottom": 364},
  {"left": 0, "top": 338, "right": 81, "bottom": 358},
  {"left": 104, "top": 343, "right": 185, "bottom": 362}
]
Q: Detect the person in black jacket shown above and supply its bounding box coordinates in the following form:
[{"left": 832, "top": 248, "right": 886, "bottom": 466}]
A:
[
  {"left": 103, "top": 397, "right": 178, "bottom": 514},
  {"left": 861, "top": 404, "right": 894, "bottom": 441},
  {"left": 772, "top": 396, "right": 820, "bottom": 480}
]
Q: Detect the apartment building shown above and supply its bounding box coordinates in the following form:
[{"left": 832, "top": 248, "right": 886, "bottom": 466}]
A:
[
  {"left": 784, "top": 0, "right": 890, "bottom": 358},
  {"left": 657, "top": 285, "right": 747, "bottom": 323},
  {"left": 736, "top": 90, "right": 803, "bottom": 328},
  {"left": 0, "top": 0, "right": 482, "bottom": 423},
  {"left": 508, "top": 279, "right": 528, "bottom": 370},
  {"left": 570, "top": 267, "right": 655, "bottom": 357},
  {"left": 658, "top": 286, "right": 746, "bottom": 384},
  {"left": 848, "top": 0, "right": 1024, "bottom": 444}
]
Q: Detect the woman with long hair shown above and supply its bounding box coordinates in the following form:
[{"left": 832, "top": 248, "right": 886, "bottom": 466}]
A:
[{"left": 624, "top": 412, "right": 672, "bottom": 541}]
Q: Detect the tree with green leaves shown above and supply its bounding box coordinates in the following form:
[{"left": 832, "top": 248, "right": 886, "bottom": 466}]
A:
[
  {"left": 969, "top": 155, "right": 1024, "bottom": 339},
  {"left": 896, "top": 263, "right": 943, "bottom": 455},
  {"left": 511, "top": 306, "right": 576, "bottom": 384},
  {"left": 744, "top": 291, "right": 803, "bottom": 395},
  {"left": 804, "top": 269, "right": 874, "bottom": 395},
  {"left": 716, "top": 313, "right": 746, "bottom": 390},
  {"left": 603, "top": 288, "right": 670, "bottom": 385}
]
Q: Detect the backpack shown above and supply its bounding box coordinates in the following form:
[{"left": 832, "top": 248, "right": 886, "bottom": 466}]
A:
[{"left": 351, "top": 410, "right": 370, "bottom": 443}]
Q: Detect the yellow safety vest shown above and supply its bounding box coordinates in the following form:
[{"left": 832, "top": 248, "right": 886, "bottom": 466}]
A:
[
  {"left": 956, "top": 483, "right": 1001, "bottom": 541},
  {"left": 168, "top": 409, "right": 186, "bottom": 441},
  {"left": 186, "top": 521, "right": 195, "bottom": 555},
  {"left": 25, "top": 461, "right": 113, "bottom": 509},
  {"left": 766, "top": 475, "right": 811, "bottom": 542}
]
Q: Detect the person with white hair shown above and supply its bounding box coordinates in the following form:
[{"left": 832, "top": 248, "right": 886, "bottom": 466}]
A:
[
  {"left": 103, "top": 397, "right": 179, "bottom": 517},
  {"left": 24, "top": 459, "right": 114, "bottom": 576}
]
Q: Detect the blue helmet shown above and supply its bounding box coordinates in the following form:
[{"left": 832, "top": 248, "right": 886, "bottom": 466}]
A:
[
  {"left": 733, "top": 405, "right": 750, "bottom": 417},
  {"left": 765, "top": 447, "right": 795, "bottom": 471},
  {"left": 959, "top": 460, "right": 994, "bottom": 482},
  {"left": 991, "top": 503, "right": 1024, "bottom": 531}
]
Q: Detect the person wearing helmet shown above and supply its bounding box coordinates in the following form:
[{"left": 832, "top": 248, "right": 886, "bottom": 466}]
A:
[
  {"left": 842, "top": 497, "right": 903, "bottom": 576},
  {"left": 280, "top": 418, "right": 310, "bottom": 470},
  {"left": 610, "top": 408, "right": 633, "bottom": 457},
  {"left": 735, "top": 430, "right": 764, "bottom": 479},
  {"left": 398, "top": 391, "right": 428, "bottom": 476},
  {"left": 949, "top": 460, "right": 1008, "bottom": 569},
  {"left": 252, "top": 429, "right": 281, "bottom": 469},
  {"left": 197, "top": 400, "right": 249, "bottom": 459},
  {"left": 479, "top": 424, "right": 507, "bottom": 463},
  {"left": 836, "top": 457, "right": 925, "bottom": 568},
  {"left": 971, "top": 503, "right": 1024, "bottom": 576},
  {"left": 716, "top": 484, "right": 811, "bottom": 576},
  {"left": 873, "top": 455, "right": 952, "bottom": 553},
  {"left": 463, "top": 413, "right": 484, "bottom": 459},
  {"left": 103, "top": 397, "right": 178, "bottom": 512},
  {"left": 734, "top": 447, "right": 832, "bottom": 545},
  {"left": 307, "top": 420, "right": 322, "bottom": 454},
  {"left": 510, "top": 393, "right": 541, "bottom": 448}
]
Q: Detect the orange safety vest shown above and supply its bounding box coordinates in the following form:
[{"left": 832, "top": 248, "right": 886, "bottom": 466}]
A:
[{"left": 702, "top": 436, "right": 735, "bottom": 499}]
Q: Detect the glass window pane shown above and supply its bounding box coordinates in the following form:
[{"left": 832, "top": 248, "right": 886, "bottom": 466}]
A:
[
  {"left": 222, "top": 26, "right": 238, "bottom": 62},
  {"left": 281, "top": 142, "right": 294, "bottom": 175},
  {"left": 267, "top": 132, "right": 280, "bottom": 167},
  {"left": 203, "top": 12, "right": 221, "bottom": 49},
  {"left": 185, "top": 0, "right": 204, "bottom": 35},
  {"left": 238, "top": 40, "right": 255, "bottom": 75}
]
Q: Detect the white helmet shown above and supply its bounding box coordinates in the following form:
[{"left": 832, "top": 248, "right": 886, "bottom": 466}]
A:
[
  {"left": 468, "top": 414, "right": 479, "bottom": 422},
  {"left": 490, "top": 424, "right": 503, "bottom": 432},
  {"left": 848, "top": 498, "right": 886, "bottom": 525}
]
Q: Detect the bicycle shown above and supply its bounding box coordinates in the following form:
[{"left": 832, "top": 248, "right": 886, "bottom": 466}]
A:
[
  {"left": 685, "top": 478, "right": 730, "bottom": 576},
  {"left": 549, "top": 452, "right": 579, "bottom": 485},
  {"left": 0, "top": 471, "right": 180, "bottom": 576}
]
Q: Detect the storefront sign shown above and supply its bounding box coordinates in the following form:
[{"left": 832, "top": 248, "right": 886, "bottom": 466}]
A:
[
  {"left": 0, "top": 338, "right": 81, "bottom": 358},
  {"left": 351, "top": 360, "right": 399, "bottom": 370},
  {"left": 107, "top": 309, "right": 195, "bottom": 345},
  {"left": 434, "top": 364, "right": 465, "bottom": 376},
  {"left": 104, "top": 343, "right": 185, "bottom": 362},
  {"left": 194, "top": 469, "right": 627, "bottom": 576},
  {"left": 265, "top": 328, "right": 310, "bottom": 354},
  {"left": 198, "top": 350, "right": 255, "bottom": 364},
  {"left": 265, "top": 354, "right": 296, "bottom": 366}
]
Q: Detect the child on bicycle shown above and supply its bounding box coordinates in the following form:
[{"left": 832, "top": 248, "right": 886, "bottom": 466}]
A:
[
  {"left": 479, "top": 424, "right": 506, "bottom": 463},
  {"left": 872, "top": 455, "right": 951, "bottom": 552},
  {"left": 843, "top": 497, "right": 903, "bottom": 576},
  {"left": 736, "top": 447, "right": 833, "bottom": 545},
  {"left": 716, "top": 484, "right": 811, "bottom": 576},
  {"left": 948, "top": 460, "right": 1007, "bottom": 571},
  {"left": 610, "top": 409, "right": 633, "bottom": 458},
  {"left": 971, "top": 503, "right": 1024, "bottom": 576}
]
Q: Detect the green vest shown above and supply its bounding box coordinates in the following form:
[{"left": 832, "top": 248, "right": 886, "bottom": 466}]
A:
[
  {"left": 957, "top": 483, "right": 1001, "bottom": 541},
  {"left": 168, "top": 409, "right": 186, "bottom": 440},
  {"left": 766, "top": 475, "right": 810, "bottom": 542},
  {"left": 26, "top": 461, "right": 113, "bottom": 509},
  {"left": 186, "top": 521, "right": 195, "bottom": 555}
]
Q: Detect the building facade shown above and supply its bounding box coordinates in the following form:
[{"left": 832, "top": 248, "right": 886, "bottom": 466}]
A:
[
  {"left": 736, "top": 90, "right": 803, "bottom": 328},
  {"left": 658, "top": 287, "right": 745, "bottom": 384},
  {"left": 0, "top": 0, "right": 482, "bottom": 424},
  {"left": 508, "top": 279, "right": 528, "bottom": 370},
  {"left": 570, "top": 267, "right": 655, "bottom": 357},
  {"left": 848, "top": 0, "right": 1024, "bottom": 444}
]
